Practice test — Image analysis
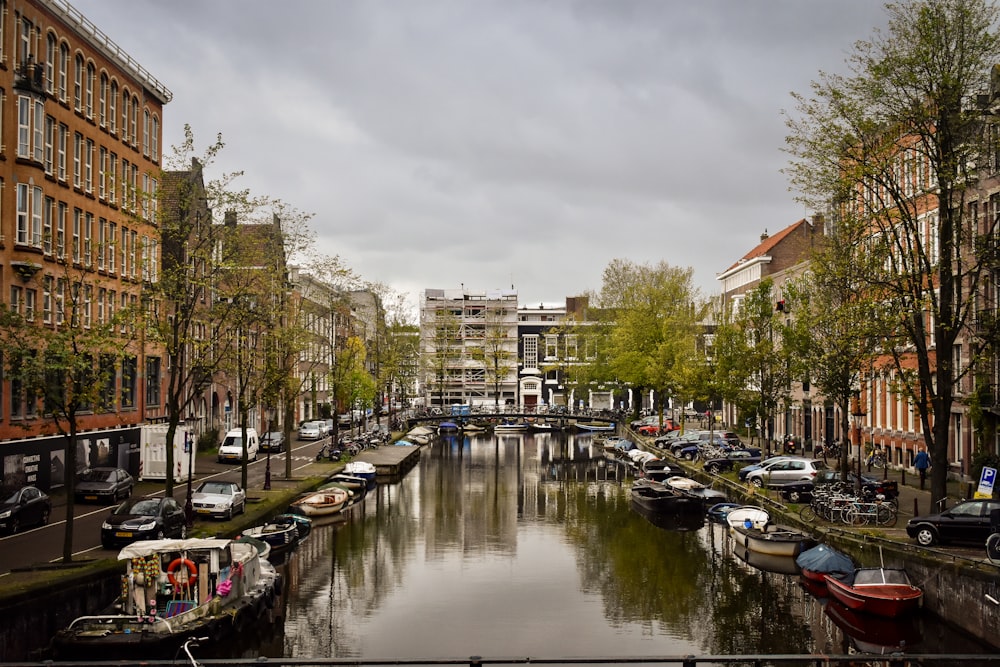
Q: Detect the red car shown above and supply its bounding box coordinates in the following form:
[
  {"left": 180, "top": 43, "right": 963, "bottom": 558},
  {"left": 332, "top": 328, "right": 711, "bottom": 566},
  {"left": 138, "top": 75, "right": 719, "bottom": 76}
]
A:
[{"left": 637, "top": 420, "right": 678, "bottom": 436}]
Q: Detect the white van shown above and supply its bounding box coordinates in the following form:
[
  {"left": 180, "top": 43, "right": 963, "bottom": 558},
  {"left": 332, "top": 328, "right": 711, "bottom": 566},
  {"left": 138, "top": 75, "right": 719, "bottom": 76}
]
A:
[{"left": 218, "top": 428, "right": 260, "bottom": 463}]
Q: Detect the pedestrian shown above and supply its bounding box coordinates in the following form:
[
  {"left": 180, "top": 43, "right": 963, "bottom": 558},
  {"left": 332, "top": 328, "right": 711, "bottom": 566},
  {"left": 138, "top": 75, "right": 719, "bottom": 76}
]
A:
[{"left": 914, "top": 446, "right": 931, "bottom": 490}]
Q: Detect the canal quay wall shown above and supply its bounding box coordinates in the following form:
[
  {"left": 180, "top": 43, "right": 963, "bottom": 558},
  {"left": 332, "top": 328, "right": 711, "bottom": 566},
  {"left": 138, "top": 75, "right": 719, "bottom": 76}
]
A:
[
  {"left": 0, "top": 446, "right": 421, "bottom": 661},
  {"left": 678, "top": 454, "right": 1000, "bottom": 650}
]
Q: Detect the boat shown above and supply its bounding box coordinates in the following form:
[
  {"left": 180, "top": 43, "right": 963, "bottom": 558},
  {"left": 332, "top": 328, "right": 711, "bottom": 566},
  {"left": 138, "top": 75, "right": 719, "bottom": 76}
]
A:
[
  {"left": 317, "top": 478, "right": 369, "bottom": 512},
  {"left": 343, "top": 460, "right": 377, "bottom": 481},
  {"left": 664, "top": 476, "right": 728, "bottom": 506},
  {"left": 824, "top": 597, "right": 923, "bottom": 654},
  {"left": 437, "top": 421, "right": 461, "bottom": 434},
  {"left": 231, "top": 533, "right": 271, "bottom": 562},
  {"left": 530, "top": 421, "right": 555, "bottom": 432},
  {"left": 631, "top": 498, "right": 705, "bottom": 531},
  {"left": 630, "top": 479, "right": 700, "bottom": 512},
  {"left": 241, "top": 517, "right": 301, "bottom": 559},
  {"left": 796, "top": 543, "right": 855, "bottom": 584},
  {"left": 289, "top": 487, "right": 351, "bottom": 517},
  {"left": 724, "top": 505, "right": 770, "bottom": 531},
  {"left": 734, "top": 547, "right": 802, "bottom": 575},
  {"left": 731, "top": 522, "right": 816, "bottom": 557},
  {"left": 52, "top": 538, "right": 279, "bottom": 659},
  {"left": 707, "top": 502, "right": 742, "bottom": 524},
  {"left": 463, "top": 423, "right": 487, "bottom": 433},
  {"left": 324, "top": 472, "right": 376, "bottom": 493},
  {"left": 575, "top": 421, "right": 616, "bottom": 432},
  {"left": 494, "top": 420, "right": 528, "bottom": 433},
  {"left": 824, "top": 567, "right": 923, "bottom": 618}
]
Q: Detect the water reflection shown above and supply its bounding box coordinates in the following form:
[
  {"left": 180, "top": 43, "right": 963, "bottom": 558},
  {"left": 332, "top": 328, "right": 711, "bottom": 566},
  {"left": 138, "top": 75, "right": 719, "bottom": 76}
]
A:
[{"left": 255, "top": 432, "right": 989, "bottom": 660}]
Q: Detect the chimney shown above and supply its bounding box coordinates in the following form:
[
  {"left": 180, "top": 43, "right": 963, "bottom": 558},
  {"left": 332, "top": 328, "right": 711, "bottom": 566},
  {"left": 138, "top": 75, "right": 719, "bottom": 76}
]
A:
[
  {"left": 224, "top": 210, "right": 237, "bottom": 227},
  {"left": 760, "top": 229, "right": 769, "bottom": 242}
]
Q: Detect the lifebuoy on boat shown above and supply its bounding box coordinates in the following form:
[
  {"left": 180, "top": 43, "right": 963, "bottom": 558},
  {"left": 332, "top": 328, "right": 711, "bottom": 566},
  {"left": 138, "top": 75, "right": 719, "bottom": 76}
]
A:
[{"left": 167, "top": 558, "right": 198, "bottom": 588}]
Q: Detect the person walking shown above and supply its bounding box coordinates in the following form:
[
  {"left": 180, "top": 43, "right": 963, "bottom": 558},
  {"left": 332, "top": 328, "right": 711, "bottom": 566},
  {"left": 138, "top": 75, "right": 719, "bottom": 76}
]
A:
[{"left": 914, "top": 446, "right": 931, "bottom": 490}]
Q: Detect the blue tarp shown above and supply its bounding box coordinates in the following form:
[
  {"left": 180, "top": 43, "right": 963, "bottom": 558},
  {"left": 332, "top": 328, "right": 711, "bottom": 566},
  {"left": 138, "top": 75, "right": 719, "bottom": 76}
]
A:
[{"left": 796, "top": 543, "right": 854, "bottom": 578}]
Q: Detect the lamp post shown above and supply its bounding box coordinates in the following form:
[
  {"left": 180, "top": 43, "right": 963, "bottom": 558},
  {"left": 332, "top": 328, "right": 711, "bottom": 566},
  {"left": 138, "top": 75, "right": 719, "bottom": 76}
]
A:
[
  {"left": 851, "top": 389, "right": 865, "bottom": 495},
  {"left": 263, "top": 416, "right": 273, "bottom": 491},
  {"left": 183, "top": 429, "right": 195, "bottom": 528}
]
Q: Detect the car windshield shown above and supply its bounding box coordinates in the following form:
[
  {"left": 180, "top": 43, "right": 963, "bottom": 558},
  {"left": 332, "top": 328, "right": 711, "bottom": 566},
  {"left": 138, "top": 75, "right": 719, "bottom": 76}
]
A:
[
  {"left": 197, "top": 482, "right": 231, "bottom": 495},
  {"left": 80, "top": 469, "right": 113, "bottom": 482},
  {"left": 120, "top": 499, "right": 159, "bottom": 515}
]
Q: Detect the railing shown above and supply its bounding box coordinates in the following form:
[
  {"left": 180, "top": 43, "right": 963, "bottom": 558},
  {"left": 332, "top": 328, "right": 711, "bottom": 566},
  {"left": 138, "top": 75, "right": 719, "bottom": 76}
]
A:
[{"left": 12, "top": 654, "right": 1000, "bottom": 667}]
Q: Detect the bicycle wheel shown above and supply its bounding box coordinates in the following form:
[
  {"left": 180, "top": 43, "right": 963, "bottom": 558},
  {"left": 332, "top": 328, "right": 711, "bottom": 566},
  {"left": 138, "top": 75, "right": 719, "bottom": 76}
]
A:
[
  {"left": 987, "top": 533, "right": 1000, "bottom": 564},
  {"left": 842, "top": 506, "right": 859, "bottom": 526},
  {"left": 799, "top": 505, "right": 817, "bottom": 522},
  {"left": 876, "top": 504, "right": 897, "bottom": 527}
]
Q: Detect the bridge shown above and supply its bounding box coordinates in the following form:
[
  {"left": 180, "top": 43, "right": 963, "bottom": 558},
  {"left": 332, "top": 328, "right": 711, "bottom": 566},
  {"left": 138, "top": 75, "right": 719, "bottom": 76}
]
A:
[{"left": 405, "top": 408, "right": 624, "bottom": 430}]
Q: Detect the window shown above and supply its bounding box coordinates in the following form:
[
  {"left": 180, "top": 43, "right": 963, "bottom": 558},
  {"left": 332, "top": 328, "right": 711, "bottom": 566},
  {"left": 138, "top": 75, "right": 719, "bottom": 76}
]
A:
[
  {"left": 72, "top": 208, "right": 81, "bottom": 263},
  {"left": 97, "top": 288, "right": 105, "bottom": 325},
  {"left": 73, "top": 132, "right": 82, "bottom": 188},
  {"left": 56, "top": 201, "right": 66, "bottom": 258},
  {"left": 121, "top": 356, "right": 137, "bottom": 408},
  {"left": 99, "top": 355, "right": 116, "bottom": 410},
  {"left": 58, "top": 43, "right": 68, "bottom": 102},
  {"left": 18, "top": 16, "right": 33, "bottom": 69},
  {"left": 84, "top": 213, "right": 93, "bottom": 267},
  {"left": 43, "top": 196, "right": 53, "bottom": 255},
  {"left": 84, "top": 139, "right": 94, "bottom": 193},
  {"left": 25, "top": 289, "right": 35, "bottom": 322},
  {"left": 545, "top": 335, "right": 558, "bottom": 359},
  {"left": 15, "top": 183, "right": 43, "bottom": 248},
  {"left": 151, "top": 115, "right": 159, "bottom": 158},
  {"left": 142, "top": 109, "right": 150, "bottom": 157},
  {"left": 97, "top": 217, "right": 106, "bottom": 269},
  {"left": 130, "top": 229, "right": 137, "bottom": 278},
  {"left": 146, "top": 356, "right": 161, "bottom": 407},
  {"left": 73, "top": 54, "right": 83, "bottom": 111},
  {"left": 120, "top": 225, "right": 128, "bottom": 276},
  {"left": 109, "top": 151, "right": 117, "bottom": 204},
  {"left": 57, "top": 123, "right": 67, "bottom": 181},
  {"left": 109, "top": 80, "right": 118, "bottom": 135},
  {"left": 565, "top": 335, "right": 578, "bottom": 359},
  {"left": 85, "top": 62, "right": 95, "bottom": 119},
  {"left": 121, "top": 158, "right": 129, "bottom": 211},
  {"left": 44, "top": 115, "right": 54, "bottom": 174},
  {"left": 45, "top": 33, "right": 56, "bottom": 94},
  {"left": 83, "top": 285, "right": 92, "bottom": 328},
  {"left": 130, "top": 95, "right": 138, "bottom": 145},
  {"left": 10, "top": 286, "right": 23, "bottom": 315},
  {"left": 121, "top": 89, "right": 129, "bottom": 143},
  {"left": 17, "top": 96, "right": 44, "bottom": 161},
  {"left": 107, "top": 221, "right": 116, "bottom": 273},
  {"left": 98, "top": 146, "right": 107, "bottom": 199},
  {"left": 99, "top": 73, "right": 107, "bottom": 127},
  {"left": 523, "top": 336, "right": 538, "bottom": 368}
]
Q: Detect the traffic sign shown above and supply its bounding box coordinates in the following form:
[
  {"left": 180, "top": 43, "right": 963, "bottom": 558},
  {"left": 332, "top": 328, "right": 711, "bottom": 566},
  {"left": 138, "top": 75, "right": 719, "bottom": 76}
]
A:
[{"left": 975, "top": 466, "right": 996, "bottom": 499}]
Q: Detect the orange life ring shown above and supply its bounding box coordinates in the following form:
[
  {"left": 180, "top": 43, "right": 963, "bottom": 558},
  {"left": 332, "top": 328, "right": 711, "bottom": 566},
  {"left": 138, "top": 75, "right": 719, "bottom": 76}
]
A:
[{"left": 167, "top": 558, "right": 198, "bottom": 588}]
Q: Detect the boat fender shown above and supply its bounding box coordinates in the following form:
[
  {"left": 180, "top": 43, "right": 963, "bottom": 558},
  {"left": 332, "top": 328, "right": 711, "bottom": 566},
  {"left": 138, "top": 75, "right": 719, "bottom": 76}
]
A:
[
  {"left": 743, "top": 518, "right": 753, "bottom": 529},
  {"left": 167, "top": 558, "right": 198, "bottom": 588}
]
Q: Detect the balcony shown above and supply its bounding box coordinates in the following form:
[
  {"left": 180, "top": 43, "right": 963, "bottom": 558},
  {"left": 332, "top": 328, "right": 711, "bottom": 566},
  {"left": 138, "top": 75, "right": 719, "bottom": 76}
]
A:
[{"left": 973, "top": 309, "right": 999, "bottom": 342}]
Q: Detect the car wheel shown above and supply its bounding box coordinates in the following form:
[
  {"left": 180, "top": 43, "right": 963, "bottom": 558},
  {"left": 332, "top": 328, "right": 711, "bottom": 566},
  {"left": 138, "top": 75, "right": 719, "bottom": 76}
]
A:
[
  {"left": 915, "top": 526, "right": 937, "bottom": 546},
  {"left": 682, "top": 452, "right": 695, "bottom": 461},
  {"left": 705, "top": 463, "right": 720, "bottom": 474},
  {"left": 156, "top": 529, "right": 166, "bottom": 540},
  {"left": 787, "top": 490, "right": 802, "bottom": 503},
  {"left": 225, "top": 507, "right": 233, "bottom": 521},
  {"left": 750, "top": 477, "right": 763, "bottom": 488},
  {"left": 9, "top": 517, "right": 20, "bottom": 534},
  {"left": 239, "top": 500, "right": 246, "bottom": 515}
]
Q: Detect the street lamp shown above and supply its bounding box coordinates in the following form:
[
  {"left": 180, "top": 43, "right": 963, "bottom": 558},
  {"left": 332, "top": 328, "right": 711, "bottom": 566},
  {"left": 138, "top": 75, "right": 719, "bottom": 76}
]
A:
[
  {"left": 263, "top": 415, "right": 273, "bottom": 491},
  {"left": 851, "top": 389, "right": 866, "bottom": 495},
  {"left": 183, "top": 429, "right": 195, "bottom": 528}
]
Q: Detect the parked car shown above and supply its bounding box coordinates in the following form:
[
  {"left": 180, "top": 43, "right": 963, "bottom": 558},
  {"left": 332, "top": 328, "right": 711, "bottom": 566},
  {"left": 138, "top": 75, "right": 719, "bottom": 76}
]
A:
[
  {"left": 653, "top": 431, "right": 683, "bottom": 447},
  {"left": 905, "top": 499, "right": 1000, "bottom": 547},
  {"left": 260, "top": 431, "right": 286, "bottom": 452},
  {"left": 218, "top": 428, "right": 260, "bottom": 462},
  {"left": 75, "top": 467, "right": 134, "bottom": 503},
  {"left": 630, "top": 415, "right": 660, "bottom": 430},
  {"left": 773, "top": 470, "right": 900, "bottom": 504},
  {"left": 637, "top": 420, "right": 678, "bottom": 436},
  {"left": 703, "top": 448, "right": 763, "bottom": 475},
  {"left": 737, "top": 455, "right": 798, "bottom": 481},
  {"left": 101, "top": 496, "right": 187, "bottom": 549},
  {"left": 298, "top": 421, "right": 324, "bottom": 440},
  {"left": 744, "top": 458, "right": 827, "bottom": 487},
  {"left": 191, "top": 480, "right": 246, "bottom": 520},
  {"left": 0, "top": 485, "right": 51, "bottom": 534}
]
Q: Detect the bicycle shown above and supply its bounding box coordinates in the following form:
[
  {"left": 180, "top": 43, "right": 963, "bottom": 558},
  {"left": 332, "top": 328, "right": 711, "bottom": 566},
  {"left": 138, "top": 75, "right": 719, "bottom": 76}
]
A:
[
  {"left": 987, "top": 533, "right": 1000, "bottom": 565},
  {"left": 842, "top": 495, "right": 897, "bottom": 527},
  {"left": 866, "top": 448, "right": 888, "bottom": 469}
]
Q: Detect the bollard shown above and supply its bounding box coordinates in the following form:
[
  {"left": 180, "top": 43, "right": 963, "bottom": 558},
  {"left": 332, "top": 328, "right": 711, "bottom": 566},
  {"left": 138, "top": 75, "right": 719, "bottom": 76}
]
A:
[
  {"left": 901, "top": 468, "right": 906, "bottom": 486},
  {"left": 914, "top": 497, "right": 919, "bottom": 518},
  {"left": 968, "top": 482, "right": 974, "bottom": 500}
]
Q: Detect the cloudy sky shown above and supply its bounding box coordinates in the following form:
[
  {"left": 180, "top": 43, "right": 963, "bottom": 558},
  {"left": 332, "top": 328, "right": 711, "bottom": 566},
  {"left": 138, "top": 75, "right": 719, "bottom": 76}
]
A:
[{"left": 73, "top": 0, "right": 888, "bottom": 313}]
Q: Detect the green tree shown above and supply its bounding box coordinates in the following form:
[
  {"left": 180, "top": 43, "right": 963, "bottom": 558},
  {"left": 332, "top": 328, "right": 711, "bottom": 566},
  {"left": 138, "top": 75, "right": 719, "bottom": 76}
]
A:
[{"left": 785, "top": 0, "right": 1000, "bottom": 504}]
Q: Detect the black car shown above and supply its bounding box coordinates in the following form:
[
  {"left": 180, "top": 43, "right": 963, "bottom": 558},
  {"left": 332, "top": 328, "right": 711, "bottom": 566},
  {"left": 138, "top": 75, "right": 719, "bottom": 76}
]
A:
[
  {"left": 101, "top": 496, "right": 187, "bottom": 549},
  {"left": 260, "top": 431, "right": 285, "bottom": 453},
  {"left": 75, "top": 467, "right": 134, "bottom": 503},
  {"left": 906, "top": 498, "right": 1000, "bottom": 547},
  {"left": 703, "top": 448, "right": 763, "bottom": 474},
  {"left": 0, "top": 486, "right": 52, "bottom": 534},
  {"left": 773, "top": 469, "right": 900, "bottom": 504}
]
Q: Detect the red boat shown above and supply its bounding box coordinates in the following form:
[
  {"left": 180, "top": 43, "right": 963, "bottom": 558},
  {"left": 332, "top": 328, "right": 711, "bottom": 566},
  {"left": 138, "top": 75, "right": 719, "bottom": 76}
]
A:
[{"left": 824, "top": 567, "right": 923, "bottom": 618}]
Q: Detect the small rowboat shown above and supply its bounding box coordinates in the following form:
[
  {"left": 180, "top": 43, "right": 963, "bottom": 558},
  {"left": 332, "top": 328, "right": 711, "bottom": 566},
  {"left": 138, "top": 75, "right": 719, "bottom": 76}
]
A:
[{"left": 824, "top": 567, "right": 923, "bottom": 618}]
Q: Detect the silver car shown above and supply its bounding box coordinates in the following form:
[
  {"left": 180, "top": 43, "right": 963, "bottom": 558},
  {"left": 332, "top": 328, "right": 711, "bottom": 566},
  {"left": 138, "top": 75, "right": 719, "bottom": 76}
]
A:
[
  {"left": 191, "top": 481, "right": 246, "bottom": 520},
  {"left": 745, "top": 457, "right": 827, "bottom": 487}
]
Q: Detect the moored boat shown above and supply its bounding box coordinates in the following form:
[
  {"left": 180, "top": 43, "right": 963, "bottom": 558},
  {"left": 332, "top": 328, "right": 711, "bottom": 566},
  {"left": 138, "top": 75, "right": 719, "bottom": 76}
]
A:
[
  {"left": 437, "top": 421, "right": 461, "bottom": 434},
  {"left": 52, "top": 538, "right": 279, "bottom": 659},
  {"left": 289, "top": 487, "right": 351, "bottom": 517},
  {"left": 707, "top": 502, "right": 742, "bottom": 524},
  {"left": 494, "top": 420, "right": 529, "bottom": 433},
  {"left": 824, "top": 567, "right": 923, "bottom": 618},
  {"left": 665, "top": 476, "right": 728, "bottom": 506},
  {"left": 795, "top": 543, "right": 854, "bottom": 584},
  {"left": 724, "top": 505, "right": 770, "bottom": 532},
  {"left": 731, "top": 522, "right": 816, "bottom": 557},
  {"left": 630, "top": 479, "right": 700, "bottom": 513},
  {"left": 343, "top": 460, "right": 377, "bottom": 481},
  {"left": 575, "top": 421, "right": 616, "bottom": 432},
  {"left": 241, "top": 518, "right": 300, "bottom": 559}
]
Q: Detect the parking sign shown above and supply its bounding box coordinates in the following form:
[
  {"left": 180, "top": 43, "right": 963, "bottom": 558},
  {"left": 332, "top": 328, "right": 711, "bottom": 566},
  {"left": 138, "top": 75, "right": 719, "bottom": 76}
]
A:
[{"left": 975, "top": 466, "right": 996, "bottom": 499}]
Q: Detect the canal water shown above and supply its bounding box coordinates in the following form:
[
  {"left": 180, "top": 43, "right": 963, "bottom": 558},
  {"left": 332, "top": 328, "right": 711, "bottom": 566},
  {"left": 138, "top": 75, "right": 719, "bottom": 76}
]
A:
[{"left": 224, "top": 432, "right": 990, "bottom": 661}]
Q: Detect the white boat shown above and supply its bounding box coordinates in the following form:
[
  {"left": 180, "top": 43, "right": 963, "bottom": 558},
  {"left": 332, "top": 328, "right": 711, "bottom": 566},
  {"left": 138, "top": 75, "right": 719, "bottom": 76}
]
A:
[
  {"left": 494, "top": 420, "right": 529, "bottom": 433},
  {"left": 575, "top": 421, "right": 616, "bottom": 432},
  {"left": 53, "top": 538, "right": 279, "bottom": 659},
  {"left": 725, "top": 505, "right": 770, "bottom": 532},
  {"left": 289, "top": 487, "right": 351, "bottom": 516},
  {"left": 343, "top": 460, "right": 377, "bottom": 481}
]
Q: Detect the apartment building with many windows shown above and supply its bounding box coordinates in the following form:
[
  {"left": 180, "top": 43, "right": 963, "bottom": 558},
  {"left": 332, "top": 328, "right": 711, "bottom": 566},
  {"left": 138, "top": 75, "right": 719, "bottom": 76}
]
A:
[{"left": 0, "top": 0, "right": 170, "bottom": 489}]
